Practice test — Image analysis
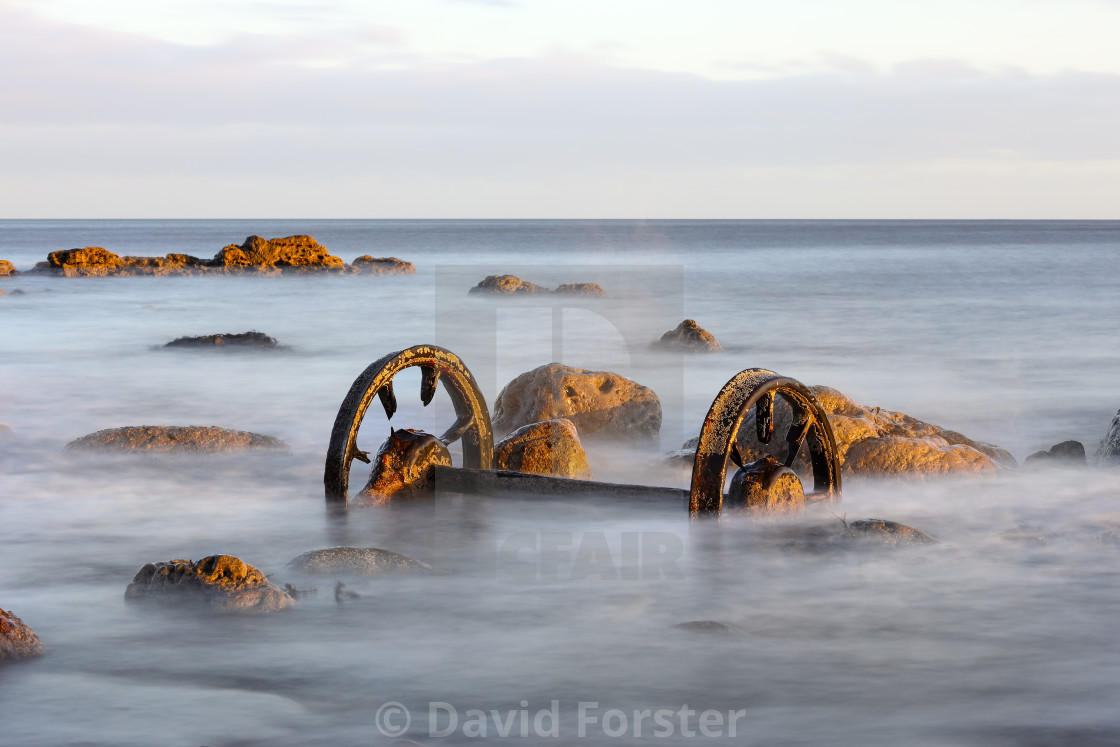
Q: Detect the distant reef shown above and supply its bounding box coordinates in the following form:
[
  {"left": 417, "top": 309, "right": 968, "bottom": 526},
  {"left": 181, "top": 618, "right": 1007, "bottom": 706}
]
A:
[{"left": 26, "top": 235, "right": 417, "bottom": 277}]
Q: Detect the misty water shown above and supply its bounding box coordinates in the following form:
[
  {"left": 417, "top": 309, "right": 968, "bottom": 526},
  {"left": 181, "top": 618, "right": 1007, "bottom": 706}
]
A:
[{"left": 1, "top": 220, "right": 1118, "bottom": 745}]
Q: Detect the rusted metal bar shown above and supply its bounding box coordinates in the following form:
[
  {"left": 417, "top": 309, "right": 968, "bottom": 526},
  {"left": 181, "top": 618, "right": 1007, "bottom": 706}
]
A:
[{"left": 434, "top": 466, "right": 689, "bottom": 506}]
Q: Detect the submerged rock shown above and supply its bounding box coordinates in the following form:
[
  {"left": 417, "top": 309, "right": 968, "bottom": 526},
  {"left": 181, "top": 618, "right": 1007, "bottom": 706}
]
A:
[
  {"left": 356, "top": 428, "right": 452, "bottom": 504},
  {"left": 493, "top": 363, "right": 662, "bottom": 440},
  {"left": 165, "top": 330, "right": 279, "bottom": 349},
  {"left": 64, "top": 425, "right": 288, "bottom": 453},
  {"left": 554, "top": 282, "right": 607, "bottom": 297},
  {"left": 1025, "top": 440, "right": 1087, "bottom": 467},
  {"left": 351, "top": 256, "right": 416, "bottom": 275},
  {"left": 1096, "top": 410, "right": 1120, "bottom": 465},
  {"left": 286, "top": 547, "right": 431, "bottom": 576},
  {"left": 495, "top": 418, "right": 593, "bottom": 480},
  {"left": 125, "top": 555, "right": 296, "bottom": 614},
  {"left": 469, "top": 274, "right": 546, "bottom": 295},
  {"left": 0, "top": 607, "right": 44, "bottom": 662},
  {"left": 844, "top": 519, "right": 937, "bottom": 546},
  {"left": 653, "top": 319, "right": 723, "bottom": 353},
  {"left": 0, "top": 259, "right": 17, "bottom": 276},
  {"left": 672, "top": 620, "right": 744, "bottom": 635}
]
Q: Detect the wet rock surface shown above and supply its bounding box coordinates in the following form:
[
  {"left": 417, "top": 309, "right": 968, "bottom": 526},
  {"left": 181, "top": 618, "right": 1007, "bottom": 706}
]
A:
[
  {"left": 1025, "top": 440, "right": 1087, "bottom": 467},
  {"left": 493, "top": 363, "right": 662, "bottom": 440},
  {"left": 351, "top": 256, "right": 416, "bottom": 275},
  {"left": 554, "top": 282, "right": 607, "bottom": 296},
  {"left": 356, "top": 428, "right": 452, "bottom": 504},
  {"left": 845, "top": 518, "right": 937, "bottom": 545},
  {"left": 124, "top": 555, "right": 296, "bottom": 614},
  {"left": 0, "top": 607, "right": 44, "bottom": 662},
  {"left": 208, "top": 234, "right": 346, "bottom": 273},
  {"left": 733, "top": 385, "right": 1013, "bottom": 477},
  {"left": 469, "top": 275, "right": 607, "bottom": 296},
  {"left": 165, "top": 330, "right": 279, "bottom": 349},
  {"left": 1096, "top": 410, "right": 1120, "bottom": 465},
  {"left": 725, "top": 454, "right": 805, "bottom": 516},
  {"left": 653, "top": 319, "right": 723, "bottom": 353},
  {"left": 65, "top": 425, "right": 288, "bottom": 453},
  {"left": 495, "top": 418, "right": 594, "bottom": 480},
  {"left": 0, "top": 259, "right": 17, "bottom": 276},
  {"left": 286, "top": 547, "right": 432, "bottom": 576}
]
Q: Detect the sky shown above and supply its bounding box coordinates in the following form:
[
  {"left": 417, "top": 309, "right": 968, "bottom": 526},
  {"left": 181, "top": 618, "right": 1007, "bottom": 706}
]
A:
[{"left": 1, "top": 0, "right": 1118, "bottom": 218}]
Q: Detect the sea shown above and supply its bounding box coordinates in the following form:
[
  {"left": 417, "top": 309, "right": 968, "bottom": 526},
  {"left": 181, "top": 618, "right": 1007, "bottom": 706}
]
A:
[{"left": 0, "top": 219, "right": 1118, "bottom": 745}]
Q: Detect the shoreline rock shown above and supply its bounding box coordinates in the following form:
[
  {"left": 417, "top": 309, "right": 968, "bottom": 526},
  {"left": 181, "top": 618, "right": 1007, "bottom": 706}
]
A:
[
  {"left": 653, "top": 319, "right": 723, "bottom": 353},
  {"left": 125, "top": 555, "right": 296, "bottom": 614},
  {"left": 1097, "top": 410, "right": 1120, "bottom": 465},
  {"left": 64, "top": 426, "right": 288, "bottom": 453},
  {"left": 352, "top": 256, "right": 416, "bottom": 275},
  {"left": 1025, "top": 440, "right": 1087, "bottom": 467},
  {"left": 165, "top": 331, "right": 279, "bottom": 349},
  {"left": 495, "top": 418, "right": 594, "bottom": 480},
  {"left": 469, "top": 275, "right": 606, "bottom": 296},
  {"left": 286, "top": 547, "right": 431, "bottom": 576},
  {"left": 1, "top": 608, "right": 44, "bottom": 663},
  {"left": 0, "top": 259, "right": 17, "bottom": 277}
]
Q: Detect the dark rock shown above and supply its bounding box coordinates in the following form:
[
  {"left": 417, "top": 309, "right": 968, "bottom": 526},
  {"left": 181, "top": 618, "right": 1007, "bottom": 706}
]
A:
[
  {"left": 554, "top": 282, "right": 607, "bottom": 297},
  {"left": 845, "top": 519, "right": 937, "bottom": 545},
  {"left": 672, "top": 620, "right": 743, "bottom": 635},
  {"left": 165, "top": 330, "right": 279, "bottom": 349},
  {"left": 469, "top": 274, "right": 546, "bottom": 295},
  {"left": 356, "top": 428, "right": 452, "bottom": 505},
  {"left": 0, "top": 259, "right": 17, "bottom": 276},
  {"left": 493, "top": 363, "right": 662, "bottom": 440},
  {"left": 0, "top": 607, "right": 44, "bottom": 662},
  {"left": 124, "top": 555, "right": 296, "bottom": 614},
  {"left": 653, "top": 319, "right": 723, "bottom": 353},
  {"left": 495, "top": 418, "right": 593, "bottom": 480},
  {"left": 64, "top": 425, "right": 288, "bottom": 453},
  {"left": 1096, "top": 410, "right": 1120, "bottom": 465},
  {"left": 286, "top": 547, "right": 432, "bottom": 576},
  {"left": 351, "top": 256, "right": 416, "bottom": 275},
  {"left": 1025, "top": 440, "right": 1087, "bottom": 467}
]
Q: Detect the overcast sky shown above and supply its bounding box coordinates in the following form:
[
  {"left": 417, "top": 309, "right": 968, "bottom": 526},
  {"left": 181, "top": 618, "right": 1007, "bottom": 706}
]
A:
[{"left": 2, "top": 0, "right": 1118, "bottom": 218}]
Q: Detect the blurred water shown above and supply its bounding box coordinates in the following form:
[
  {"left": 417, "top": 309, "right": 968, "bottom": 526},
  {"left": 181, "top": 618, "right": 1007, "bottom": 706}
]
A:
[{"left": 1, "top": 220, "right": 1119, "bottom": 745}]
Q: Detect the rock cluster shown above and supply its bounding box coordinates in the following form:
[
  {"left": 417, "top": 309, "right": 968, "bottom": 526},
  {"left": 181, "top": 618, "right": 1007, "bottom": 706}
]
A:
[
  {"left": 495, "top": 418, "right": 594, "bottom": 479},
  {"left": 165, "top": 331, "right": 278, "bottom": 349},
  {"left": 65, "top": 425, "right": 288, "bottom": 453},
  {"left": 493, "top": 363, "right": 661, "bottom": 440},
  {"left": 469, "top": 275, "right": 607, "bottom": 296},
  {"left": 286, "top": 547, "right": 431, "bottom": 575},
  {"left": 352, "top": 256, "right": 416, "bottom": 275},
  {"left": 28, "top": 235, "right": 416, "bottom": 277},
  {"left": 653, "top": 319, "right": 723, "bottom": 353},
  {"left": 0, "top": 259, "right": 17, "bottom": 276},
  {"left": 124, "top": 555, "right": 296, "bottom": 614},
  {"left": 1, "top": 608, "right": 44, "bottom": 662}
]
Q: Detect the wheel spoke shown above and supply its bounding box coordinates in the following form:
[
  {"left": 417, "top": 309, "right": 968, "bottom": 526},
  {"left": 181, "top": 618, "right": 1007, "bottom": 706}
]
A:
[
  {"left": 377, "top": 381, "right": 397, "bottom": 420},
  {"left": 420, "top": 365, "right": 440, "bottom": 406}
]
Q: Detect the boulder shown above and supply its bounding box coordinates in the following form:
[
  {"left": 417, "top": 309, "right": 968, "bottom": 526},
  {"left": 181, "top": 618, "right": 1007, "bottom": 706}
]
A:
[
  {"left": 844, "top": 519, "right": 937, "bottom": 546},
  {"left": 0, "top": 260, "right": 16, "bottom": 276},
  {"left": 493, "top": 363, "right": 662, "bottom": 440},
  {"left": 0, "top": 607, "right": 44, "bottom": 662},
  {"left": 469, "top": 275, "right": 545, "bottom": 295},
  {"left": 356, "top": 428, "right": 452, "bottom": 504},
  {"left": 554, "top": 282, "right": 607, "bottom": 297},
  {"left": 165, "top": 330, "right": 279, "bottom": 349},
  {"left": 1025, "top": 440, "right": 1087, "bottom": 467},
  {"left": 125, "top": 555, "right": 295, "bottom": 614},
  {"left": 286, "top": 547, "right": 431, "bottom": 576},
  {"left": 653, "top": 319, "right": 723, "bottom": 353},
  {"left": 724, "top": 454, "right": 805, "bottom": 516},
  {"left": 207, "top": 234, "right": 346, "bottom": 273},
  {"left": 495, "top": 418, "right": 593, "bottom": 479},
  {"left": 1097, "top": 410, "right": 1120, "bottom": 465},
  {"left": 45, "top": 247, "right": 124, "bottom": 277},
  {"left": 734, "top": 385, "right": 1012, "bottom": 477},
  {"left": 352, "top": 256, "right": 416, "bottom": 275},
  {"left": 64, "top": 425, "right": 288, "bottom": 453}
]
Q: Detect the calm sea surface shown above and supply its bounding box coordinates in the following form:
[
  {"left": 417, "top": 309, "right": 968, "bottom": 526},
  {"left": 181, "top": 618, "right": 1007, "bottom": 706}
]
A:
[{"left": 1, "top": 220, "right": 1118, "bottom": 745}]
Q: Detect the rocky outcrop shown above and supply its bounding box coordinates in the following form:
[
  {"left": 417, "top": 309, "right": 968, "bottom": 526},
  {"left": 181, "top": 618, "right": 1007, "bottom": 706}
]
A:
[
  {"left": 0, "top": 260, "right": 17, "bottom": 276},
  {"left": 469, "top": 275, "right": 546, "bottom": 295},
  {"left": 495, "top": 418, "right": 593, "bottom": 479},
  {"left": 356, "top": 428, "right": 452, "bottom": 505},
  {"left": 64, "top": 426, "right": 288, "bottom": 453},
  {"left": 493, "top": 363, "right": 662, "bottom": 440},
  {"left": 352, "top": 256, "right": 416, "bottom": 275},
  {"left": 33, "top": 235, "right": 349, "bottom": 276},
  {"left": 286, "top": 547, "right": 431, "bottom": 576},
  {"left": 736, "top": 385, "right": 1012, "bottom": 477},
  {"left": 1097, "top": 411, "right": 1120, "bottom": 465},
  {"left": 1025, "top": 440, "right": 1087, "bottom": 467},
  {"left": 1, "top": 608, "right": 44, "bottom": 662},
  {"left": 554, "top": 282, "right": 606, "bottom": 297},
  {"left": 844, "top": 519, "right": 937, "bottom": 545},
  {"left": 165, "top": 331, "right": 278, "bottom": 349},
  {"left": 125, "top": 555, "right": 295, "bottom": 614},
  {"left": 653, "top": 319, "right": 723, "bottom": 353}
]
